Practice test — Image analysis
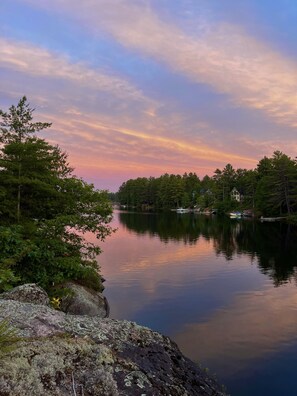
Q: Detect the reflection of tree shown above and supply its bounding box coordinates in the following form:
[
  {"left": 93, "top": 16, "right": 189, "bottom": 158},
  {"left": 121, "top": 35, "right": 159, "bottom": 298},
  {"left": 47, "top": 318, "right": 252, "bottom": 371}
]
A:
[
  {"left": 119, "top": 211, "right": 297, "bottom": 287},
  {"left": 119, "top": 211, "right": 200, "bottom": 244},
  {"left": 249, "top": 223, "right": 297, "bottom": 286}
]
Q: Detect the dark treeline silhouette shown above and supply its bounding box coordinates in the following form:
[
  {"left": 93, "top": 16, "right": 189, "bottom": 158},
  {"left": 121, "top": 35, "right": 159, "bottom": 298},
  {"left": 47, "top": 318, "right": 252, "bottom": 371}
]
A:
[
  {"left": 119, "top": 211, "right": 297, "bottom": 287},
  {"left": 117, "top": 151, "right": 297, "bottom": 217}
]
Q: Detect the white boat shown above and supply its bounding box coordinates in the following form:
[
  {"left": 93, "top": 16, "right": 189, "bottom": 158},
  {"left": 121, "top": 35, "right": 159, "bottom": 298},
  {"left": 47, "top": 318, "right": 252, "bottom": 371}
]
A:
[
  {"left": 176, "top": 208, "right": 190, "bottom": 213},
  {"left": 229, "top": 211, "right": 242, "bottom": 218}
]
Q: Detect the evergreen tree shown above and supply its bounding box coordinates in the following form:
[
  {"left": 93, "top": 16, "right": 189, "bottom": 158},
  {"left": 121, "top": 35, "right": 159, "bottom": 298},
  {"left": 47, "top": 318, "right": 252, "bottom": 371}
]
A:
[
  {"left": 255, "top": 152, "right": 297, "bottom": 215},
  {"left": 0, "top": 97, "right": 113, "bottom": 292},
  {"left": 0, "top": 97, "right": 52, "bottom": 222},
  {"left": 270, "top": 151, "right": 297, "bottom": 215}
]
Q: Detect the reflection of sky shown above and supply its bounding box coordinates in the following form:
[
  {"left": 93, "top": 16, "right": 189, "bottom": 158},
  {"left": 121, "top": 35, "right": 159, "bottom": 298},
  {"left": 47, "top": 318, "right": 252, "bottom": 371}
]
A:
[
  {"left": 174, "top": 283, "right": 297, "bottom": 374},
  {"left": 97, "top": 212, "right": 297, "bottom": 395},
  {"left": 99, "top": 215, "right": 266, "bottom": 331},
  {"left": 1, "top": 1, "right": 297, "bottom": 190},
  {"left": 229, "top": 342, "right": 297, "bottom": 396}
]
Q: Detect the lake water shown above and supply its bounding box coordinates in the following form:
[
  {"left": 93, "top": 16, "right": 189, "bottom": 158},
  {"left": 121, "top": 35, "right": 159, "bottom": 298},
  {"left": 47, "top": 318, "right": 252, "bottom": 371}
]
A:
[{"left": 98, "top": 210, "right": 297, "bottom": 396}]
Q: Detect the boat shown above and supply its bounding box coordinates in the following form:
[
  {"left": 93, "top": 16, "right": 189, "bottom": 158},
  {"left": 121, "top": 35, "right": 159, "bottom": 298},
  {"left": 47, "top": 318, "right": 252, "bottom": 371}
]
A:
[
  {"left": 229, "top": 211, "right": 242, "bottom": 218},
  {"left": 243, "top": 209, "right": 253, "bottom": 217},
  {"left": 176, "top": 208, "right": 190, "bottom": 213}
]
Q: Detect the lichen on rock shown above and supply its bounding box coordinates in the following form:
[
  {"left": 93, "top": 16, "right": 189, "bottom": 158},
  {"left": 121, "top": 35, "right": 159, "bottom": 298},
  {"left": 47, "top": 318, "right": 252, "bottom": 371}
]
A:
[
  {"left": 0, "top": 285, "right": 228, "bottom": 396},
  {"left": 0, "top": 284, "right": 49, "bottom": 306}
]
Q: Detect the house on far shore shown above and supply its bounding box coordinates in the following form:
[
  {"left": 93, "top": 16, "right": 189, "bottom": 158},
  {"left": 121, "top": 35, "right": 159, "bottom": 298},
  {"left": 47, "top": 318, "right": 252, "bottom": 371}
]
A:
[{"left": 230, "top": 187, "right": 242, "bottom": 202}]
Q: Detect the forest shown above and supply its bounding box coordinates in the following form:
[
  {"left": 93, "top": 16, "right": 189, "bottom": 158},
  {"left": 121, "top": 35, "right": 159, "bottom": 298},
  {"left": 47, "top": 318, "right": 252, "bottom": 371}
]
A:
[{"left": 117, "top": 152, "right": 297, "bottom": 217}]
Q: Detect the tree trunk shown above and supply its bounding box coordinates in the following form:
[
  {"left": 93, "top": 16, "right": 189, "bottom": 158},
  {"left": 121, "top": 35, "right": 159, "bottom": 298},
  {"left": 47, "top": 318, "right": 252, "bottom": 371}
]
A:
[
  {"left": 17, "top": 161, "right": 21, "bottom": 223},
  {"left": 283, "top": 176, "right": 291, "bottom": 215}
]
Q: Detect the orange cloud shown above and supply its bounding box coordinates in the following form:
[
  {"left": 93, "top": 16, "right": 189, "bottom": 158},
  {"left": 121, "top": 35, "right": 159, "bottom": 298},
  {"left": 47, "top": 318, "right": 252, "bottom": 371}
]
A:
[{"left": 41, "top": 111, "right": 256, "bottom": 172}]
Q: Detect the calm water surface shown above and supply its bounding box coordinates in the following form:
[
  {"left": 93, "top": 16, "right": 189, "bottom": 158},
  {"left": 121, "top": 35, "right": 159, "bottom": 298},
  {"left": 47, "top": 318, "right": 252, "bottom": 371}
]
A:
[{"left": 98, "top": 211, "right": 297, "bottom": 396}]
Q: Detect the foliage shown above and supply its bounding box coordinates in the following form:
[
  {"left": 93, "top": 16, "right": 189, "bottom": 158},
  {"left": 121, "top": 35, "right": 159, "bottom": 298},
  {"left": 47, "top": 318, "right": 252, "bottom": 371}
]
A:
[
  {"left": 0, "top": 97, "right": 113, "bottom": 293},
  {"left": 117, "top": 152, "right": 297, "bottom": 217},
  {"left": 269, "top": 151, "right": 297, "bottom": 214},
  {"left": 0, "top": 226, "right": 26, "bottom": 291},
  {"left": 287, "top": 215, "right": 297, "bottom": 225},
  {"left": 255, "top": 152, "right": 297, "bottom": 215},
  {"left": 213, "top": 163, "right": 236, "bottom": 201},
  {"left": 118, "top": 172, "right": 201, "bottom": 211},
  {"left": 215, "top": 200, "right": 235, "bottom": 215},
  {"left": 0, "top": 96, "right": 52, "bottom": 223}
]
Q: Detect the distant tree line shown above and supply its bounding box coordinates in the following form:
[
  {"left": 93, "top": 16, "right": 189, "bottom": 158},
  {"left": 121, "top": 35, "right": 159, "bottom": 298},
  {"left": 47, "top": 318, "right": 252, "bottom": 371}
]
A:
[{"left": 117, "top": 152, "right": 297, "bottom": 216}]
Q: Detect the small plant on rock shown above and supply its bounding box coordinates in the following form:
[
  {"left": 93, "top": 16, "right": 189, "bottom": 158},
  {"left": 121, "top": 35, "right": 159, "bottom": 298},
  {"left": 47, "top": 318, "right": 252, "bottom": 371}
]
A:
[
  {"left": 50, "top": 296, "right": 62, "bottom": 310},
  {"left": 0, "top": 318, "right": 21, "bottom": 355}
]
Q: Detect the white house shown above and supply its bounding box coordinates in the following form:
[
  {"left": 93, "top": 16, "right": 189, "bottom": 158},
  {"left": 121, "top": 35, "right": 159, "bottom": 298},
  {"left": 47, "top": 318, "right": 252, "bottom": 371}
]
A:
[{"left": 230, "top": 187, "right": 242, "bottom": 202}]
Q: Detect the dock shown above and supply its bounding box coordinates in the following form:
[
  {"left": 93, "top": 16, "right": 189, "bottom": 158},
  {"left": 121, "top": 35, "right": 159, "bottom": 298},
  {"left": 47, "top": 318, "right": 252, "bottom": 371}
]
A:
[{"left": 260, "top": 216, "right": 286, "bottom": 222}]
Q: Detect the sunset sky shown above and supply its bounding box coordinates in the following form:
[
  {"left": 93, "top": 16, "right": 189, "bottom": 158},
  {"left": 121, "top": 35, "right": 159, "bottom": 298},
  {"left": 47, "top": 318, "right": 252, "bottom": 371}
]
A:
[{"left": 1, "top": 0, "right": 297, "bottom": 191}]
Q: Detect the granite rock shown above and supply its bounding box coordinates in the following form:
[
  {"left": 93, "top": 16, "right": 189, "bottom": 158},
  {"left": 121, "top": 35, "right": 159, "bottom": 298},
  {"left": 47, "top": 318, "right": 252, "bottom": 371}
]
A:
[
  {"left": 0, "top": 284, "right": 49, "bottom": 306},
  {"left": 0, "top": 287, "right": 228, "bottom": 396},
  {"left": 60, "top": 282, "right": 108, "bottom": 317}
]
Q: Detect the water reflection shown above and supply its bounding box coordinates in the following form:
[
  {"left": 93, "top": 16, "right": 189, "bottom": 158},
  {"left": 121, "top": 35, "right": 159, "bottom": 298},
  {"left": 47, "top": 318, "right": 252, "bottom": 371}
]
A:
[
  {"left": 119, "top": 211, "right": 297, "bottom": 286},
  {"left": 99, "top": 211, "right": 297, "bottom": 395},
  {"left": 174, "top": 282, "right": 297, "bottom": 376}
]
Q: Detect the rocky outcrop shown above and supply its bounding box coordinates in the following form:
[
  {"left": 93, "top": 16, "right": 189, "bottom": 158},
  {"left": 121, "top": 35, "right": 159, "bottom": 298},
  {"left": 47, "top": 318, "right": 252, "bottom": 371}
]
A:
[
  {"left": 60, "top": 282, "right": 108, "bottom": 317},
  {"left": 0, "top": 283, "right": 49, "bottom": 306},
  {"left": 0, "top": 285, "right": 228, "bottom": 396}
]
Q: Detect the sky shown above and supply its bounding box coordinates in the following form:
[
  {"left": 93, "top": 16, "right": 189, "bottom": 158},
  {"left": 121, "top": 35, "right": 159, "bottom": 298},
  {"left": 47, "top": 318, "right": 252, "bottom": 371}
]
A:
[{"left": 1, "top": 0, "right": 297, "bottom": 191}]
